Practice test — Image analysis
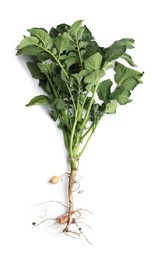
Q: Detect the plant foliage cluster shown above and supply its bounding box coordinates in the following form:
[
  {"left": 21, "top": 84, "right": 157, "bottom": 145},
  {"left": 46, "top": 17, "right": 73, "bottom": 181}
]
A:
[{"left": 17, "top": 20, "right": 143, "bottom": 169}]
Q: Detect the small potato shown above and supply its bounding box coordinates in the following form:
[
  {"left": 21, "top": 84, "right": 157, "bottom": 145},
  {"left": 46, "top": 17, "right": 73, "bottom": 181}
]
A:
[
  {"left": 49, "top": 175, "right": 60, "bottom": 184},
  {"left": 58, "top": 216, "right": 68, "bottom": 224}
]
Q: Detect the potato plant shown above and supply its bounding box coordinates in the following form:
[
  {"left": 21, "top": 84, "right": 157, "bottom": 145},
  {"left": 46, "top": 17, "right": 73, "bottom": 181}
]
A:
[{"left": 16, "top": 20, "right": 143, "bottom": 238}]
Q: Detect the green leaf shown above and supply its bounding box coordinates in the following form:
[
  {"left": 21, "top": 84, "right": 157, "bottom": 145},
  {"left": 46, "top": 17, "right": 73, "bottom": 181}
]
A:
[
  {"left": 84, "top": 70, "right": 105, "bottom": 85},
  {"left": 84, "top": 52, "right": 102, "bottom": 71},
  {"left": 27, "top": 62, "right": 46, "bottom": 80},
  {"left": 51, "top": 36, "right": 61, "bottom": 52},
  {"left": 116, "top": 95, "right": 132, "bottom": 105},
  {"left": 61, "top": 70, "right": 69, "bottom": 83},
  {"left": 121, "top": 68, "right": 142, "bottom": 82},
  {"left": 60, "top": 54, "right": 68, "bottom": 60},
  {"left": 63, "top": 32, "right": 74, "bottom": 42},
  {"left": 82, "top": 26, "right": 94, "bottom": 41},
  {"left": 46, "top": 38, "right": 54, "bottom": 49},
  {"left": 52, "top": 48, "right": 57, "bottom": 55},
  {"left": 79, "top": 41, "right": 89, "bottom": 49},
  {"left": 97, "top": 79, "right": 113, "bottom": 102},
  {"left": 39, "top": 79, "right": 47, "bottom": 87},
  {"left": 41, "top": 81, "right": 52, "bottom": 94},
  {"left": 49, "top": 27, "right": 59, "bottom": 37},
  {"left": 38, "top": 80, "right": 54, "bottom": 95},
  {"left": 52, "top": 99, "right": 67, "bottom": 111},
  {"left": 102, "top": 60, "right": 113, "bottom": 70},
  {"left": 37, "top": 51, "right": 51, "bottom": 61},
  {"left": 110, "top": 87, "right": 132, "bottom": 105},
  {"left": 121, "top": 88, "right": 131, "bottom": 97},
  {"left": 54, "top": 35, "right": 75, "bottom": 54},
  {"left": 79, "top": 69, "right": 90, "bottom": 77},
  {"left": 37, "top": 63, "right": 50, "bottom": 75},
  {"left": 77, "top": 27, "right": 86, "bottom": 41},
  {"left": 83, "top": 41, "right": 99, "bottom": 59},
  {"left": 72, "top": 74, "right": 83, "bottom": 85},
  {"left": 106, "top": 39, "right": 135, "bottom": 53},
  {"left": 27, "top": 28, "right": 51, "bottom": 48},
  {"left": 122, "top": 77, "right": 139, "bottom": 90},
  {"left": 17, "top": 36, "right": 39, "bottom": 50},
  {"left": 114, "top": 62, "right": 126, "bottom": 83},
  {"left": 26, "top": 95, "right": 50, "bottom": 106},
  {"left": 121, "top": 53, "right": 137, "bottom": 67},
  {"left": 61, "top": 36, "right": 75, "bottom": 53},
  {"left": 105, "top": 45, "right": 126, "bottom": 61},
  {"left": 17, "top": 45, "right": 43, "bottom": 56},
  {"left": 70, "top": 20, "right": 83, "bottom": 37},
  {"left": 114, "top": 38, "right": 135, "bottom": 49},
  {"left": 114, "top": 62, "right": 143, "bottom": 86},
  {"left": 37, "top": 62, "right": 56, "bottom": 75},
  {"left": 65, "top": 56, "right": 78, "bottom": 70},
  {"left": 105, "top": 102, "right": 118, "bottom": 114},
  {"left": 51, "top": 110, "right": 58, "bottom": 121},
  {"left": 56, "top": 23, "right": 70, "bottom": 34}
]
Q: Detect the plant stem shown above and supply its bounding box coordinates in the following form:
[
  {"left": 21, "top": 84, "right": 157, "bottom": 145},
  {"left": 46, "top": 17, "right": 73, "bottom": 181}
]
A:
[
  {"left": 64, "top": 168, "right": 76, "bottom": 232},
  {"left": 78, "top": 119, "right": 101, "bottom": 159},
  {"left": 66, "top": 82, "right": 76, "bottom": 112},
  {"left": 47, "top": 76, "right": 70, "bottom": 130},
  {"left": 69, "top": 117, "right": 78, "bottom": 161},
  {"left": 37, "top": 44, "right": 69, "bottom": 79},
  {"left": 80, "top": 82, "right": 99, "bottom": 129},
  {"left": 78, "top": 129, "right": 94, "bottom": 159},
  {"left": 41, "top": 46, "right": 76, "bottom": 114},
  {"left": 63, "top": 130, "right": 70, "bottom": 151},
  {"left": 80, "top": 123, "right": 94, "bottom": 141},
  {"left": 76, "top": 38, "right": 83, "bottom": 69},
  {"left": 47, "top": 75, "right": 59, "bottom": 98}
]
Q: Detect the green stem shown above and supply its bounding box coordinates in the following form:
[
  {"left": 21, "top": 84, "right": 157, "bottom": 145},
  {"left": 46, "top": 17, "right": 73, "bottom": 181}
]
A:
[
  {"left": 37, "top": 45, "right": 69, "bottom": 79},
  {"left": 47, "top": 76, "right": 70, "bottom": 130},
  {"left": 68, "top": 109, "right": 73, "bottom": 129},
  {"left": 78, "top": 129, "right": 94, "bottom": 159},
  {"left": 39, "top": 45, "right": 76, "bottom": 118},
  {"left": 69, "top": 116, "right": 78, "bottom": 160},
  {"left": 78, "top": 118, "right": 102, "bottom": 159},
  {"left": 80, "top": 123, "right": 94, "bottom": 141},
  {"left": 44, "top": 47, "right": 75, "bottom": 113},
  {"left": 49, "top": 49, "right": 66, "bottom": 74},
  {"left": 70, "top": 156, "right": 78, "bottom": 170},
  {"left": 63, "top": 130, "right": 70, "bottom": 151},
  {"left": 78, "top": 87, "right": 90, "bottom": 121},
  {"left": 80, "top": 82, "right": 99, "bottom": 129},
  {"left": 42, "top": 46, "right": 75, "bottom": 114},
  {"left": 66, "top": 82, "right": 76, "bottom": 113},
  {"left": 76, "top": 38, "right": 83, "bottom": 69},
  {"left": 47, "top": 75, "right": 59, "bottom": 98}
]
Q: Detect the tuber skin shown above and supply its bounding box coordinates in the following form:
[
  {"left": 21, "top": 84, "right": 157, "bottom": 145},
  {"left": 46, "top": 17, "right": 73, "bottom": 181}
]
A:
[
  {"left": 49, "top": 176, "right": 60, "bottom": 184},
  {"left": 57, "top": 216, "right": 68, "bottom": 224}
]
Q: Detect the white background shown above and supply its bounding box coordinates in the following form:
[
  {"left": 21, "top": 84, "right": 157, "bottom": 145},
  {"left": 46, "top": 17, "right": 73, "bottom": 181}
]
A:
[{"left": 0, "top": 0, "right": 164, "bottom": 259}]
